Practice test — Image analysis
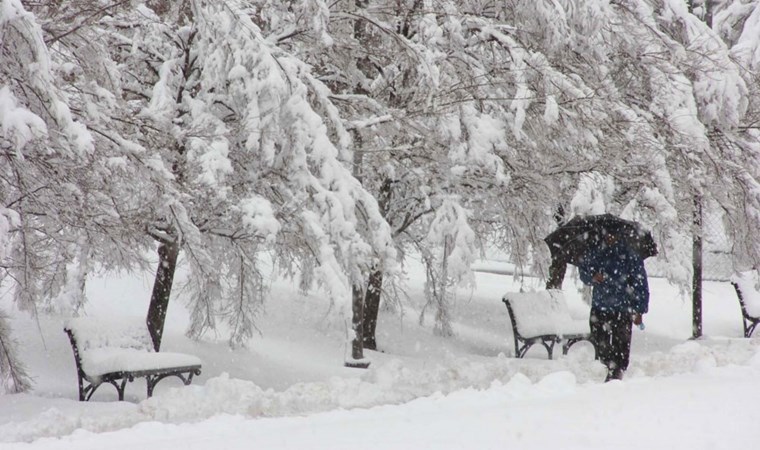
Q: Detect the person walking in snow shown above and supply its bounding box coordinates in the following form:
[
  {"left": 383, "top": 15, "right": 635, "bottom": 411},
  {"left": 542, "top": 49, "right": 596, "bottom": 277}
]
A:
[{"left": 578, "top": 231, "right": 649, "bottom": 382}]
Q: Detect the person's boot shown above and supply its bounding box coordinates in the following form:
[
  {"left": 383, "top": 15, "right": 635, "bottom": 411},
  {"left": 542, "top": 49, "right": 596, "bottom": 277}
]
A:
[{"left": 604, "top": 367, "right": 624, "bottom": 382}]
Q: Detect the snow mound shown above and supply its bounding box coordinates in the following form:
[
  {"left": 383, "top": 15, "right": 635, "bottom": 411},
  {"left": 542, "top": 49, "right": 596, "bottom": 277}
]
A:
[{"left": 3, "top": 339, "right": 759, "bottom": 443}]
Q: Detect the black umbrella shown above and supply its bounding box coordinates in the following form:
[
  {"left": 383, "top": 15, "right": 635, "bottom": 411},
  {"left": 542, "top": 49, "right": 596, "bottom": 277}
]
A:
[{"left": 544, "top": 213, "right": 658, "bottom": 265}]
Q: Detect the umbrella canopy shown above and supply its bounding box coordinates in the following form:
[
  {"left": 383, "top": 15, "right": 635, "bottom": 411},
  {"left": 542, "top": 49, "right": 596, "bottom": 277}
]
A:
[{"left": 544, "top": 214, "right": 658, "bottom": 266}]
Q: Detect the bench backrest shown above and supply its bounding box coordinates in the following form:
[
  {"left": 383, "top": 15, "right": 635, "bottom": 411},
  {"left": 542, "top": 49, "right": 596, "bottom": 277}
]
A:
[
  {"left": 502, "top": 290, "right": 579, "bottom": 338},
  {"left": 64, "top": 317, "right": 154, "bottom": 353},
  {"left": 730, "top": 271, "right": 760, "bottom": 319}
]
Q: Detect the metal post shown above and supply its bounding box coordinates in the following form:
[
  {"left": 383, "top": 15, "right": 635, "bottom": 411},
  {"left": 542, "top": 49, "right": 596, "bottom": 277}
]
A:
[{"left": 687, "top": 2, "right": 714, "bottom": 340}]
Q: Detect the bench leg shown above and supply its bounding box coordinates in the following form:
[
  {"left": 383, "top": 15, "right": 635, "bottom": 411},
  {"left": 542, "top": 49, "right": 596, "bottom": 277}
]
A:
[
  {"left": 540, "top": 338, "right": 556, "bottom": 360},
  {"left": 185, "top": 370, "right": 196, "bottom": 385},
  {"left": 562, "top": 337, "right": 596, "bottom": 357},
  {"left": 98, "top": 379, "right": 128, "bottom": 401},
  {"left": 746, "top": 319, "right": 758, "bottom": 338},
  {"left": 80, "top": 377, "right": 129, "bottom": 401},
  {"left": 515, "top": 340, "right": 533, "bottom": 358},
  {"left": 146, "top": 369, "right": 201, "bottom": 397},
  {"left": 82, "top": 383, "right": 96, "bottom": 401},
  {"left": 147, "top": 376, "right": 157, "bottom": 398},
  {"left": 516, "top": 339, "right": 558, "bottom": 359},
  {"left": 562, "top": 338, "right": 581, "bottom": 355},
  {"left": 77, "top": 375, "right": 85, "bottom": 401},
  {"left": 82, "top": 378, "right": 105, "bottom": 401}
]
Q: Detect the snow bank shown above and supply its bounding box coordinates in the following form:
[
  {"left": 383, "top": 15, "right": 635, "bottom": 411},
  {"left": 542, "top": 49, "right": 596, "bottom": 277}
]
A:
[{"left": 2, "top": 338, "right": 758, "bottom": 443}]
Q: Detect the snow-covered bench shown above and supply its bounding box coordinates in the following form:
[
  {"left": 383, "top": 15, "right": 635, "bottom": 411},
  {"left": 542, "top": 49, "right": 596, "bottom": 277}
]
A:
[
  {"left": 730, "top": 271, "right": 760, "bottom": 338},
  {"left": 64, "top": 317, "right": 202, "bottom": 401},
  {"left": 502, "top": 290, "right": 593, "bottom": 359}
]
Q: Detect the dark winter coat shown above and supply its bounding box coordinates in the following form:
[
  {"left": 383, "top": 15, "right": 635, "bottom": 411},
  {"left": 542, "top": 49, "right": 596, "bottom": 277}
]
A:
[{"left": 578, "top": 239, "right": 649, "bottom": 314}]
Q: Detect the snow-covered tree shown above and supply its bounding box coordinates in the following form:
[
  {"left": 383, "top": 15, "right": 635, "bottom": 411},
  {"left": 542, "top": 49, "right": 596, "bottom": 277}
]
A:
[
  {"left": 310, "top": 0, "right": 759, "bottom": 345},
  {"left": 0, "top": 0, "right": 106, "bottom": 392},
  {"left": 3, "top": 0, "right": 398, "bottom": 384},
  {"left": 712, "top": 0, "right": 760, "bottom": 271},
  {"left": 91, "top": 0, "right": 396, "bottom": 349},
  {"left": 3, "top": 0, "right": 760, "bottom": 381}
]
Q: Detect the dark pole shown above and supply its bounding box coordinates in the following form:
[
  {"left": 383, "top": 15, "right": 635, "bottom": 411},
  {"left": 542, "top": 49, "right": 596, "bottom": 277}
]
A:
[
  {"left": 687, "top": 0, "right": 712, "bottom": 339},
  {"left": 692, "top": 195, "right": 703, "bottom": 339}
]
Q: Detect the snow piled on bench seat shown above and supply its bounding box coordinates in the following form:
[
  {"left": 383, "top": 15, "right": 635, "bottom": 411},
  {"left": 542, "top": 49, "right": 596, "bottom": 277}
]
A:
[
  {"left": 81, "top": 349, "right": 201, "bottom": 377},
  {"left": 731, "top": 271, "right": 760, "bottom": 317},
  {"left": 64, "top": 317, "right": 201, "bottom": 377},
  {"left": 503, "top": 290, "right": 590, "bottom": 338}
]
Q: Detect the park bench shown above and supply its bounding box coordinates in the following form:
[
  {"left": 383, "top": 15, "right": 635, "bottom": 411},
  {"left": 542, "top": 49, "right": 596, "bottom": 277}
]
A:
[
  {"left": 729, "top": 271, "right": 760, "bottom": 338},
  {"left": 502, "top": 290, "right": 593, "bottom": 359},
  {"left": 64, "top": 317, "right": 202, "bottom": 401}
]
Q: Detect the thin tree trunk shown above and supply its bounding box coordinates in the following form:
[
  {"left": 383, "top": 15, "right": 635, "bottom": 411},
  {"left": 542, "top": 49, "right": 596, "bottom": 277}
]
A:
[
  {"left": 346, "top": 127, "right": 368, "bottom": 367},
  {"left": 146, "top": 241, "right": 179, "bottom": 351},
  {"left": 348, "top": 284, "right": 370, "bottom": 367},
  {"left": 362, "top": 269, "right": 383, "bottom": 350},
  {"left": 692, "top": 195, "right": 703, "bottom": 339},
  {"left": 545, "top": 257, "right": 567, "bottom": 290},
  {"left": 434, "top": 235, "right": 455, "bottom": 337},
  {"left": 347, "top": 0, "right": 368, "bottom": 361},
  {"left": 361, "top": 178, "right": 393, "bottom": 350},
  {"left": 546, "top": 205, "right": 567, "bottom": 289}
]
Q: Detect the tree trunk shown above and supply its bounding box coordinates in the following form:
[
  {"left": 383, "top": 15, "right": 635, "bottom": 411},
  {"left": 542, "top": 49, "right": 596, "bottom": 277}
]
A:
[
  {"left": 546, "top": 205, "right": 568, "bottom": 289},
  {"left": 146, "top": 241, "right": 179, "bottom": 351},
  {"left": 346, "top": 117, "right": 368, "bottom": 366},
  {"left": 361, "top": 178, "right": 393, "bottom": 350},
  {"left": 545, "top": 257, "right": 567, "bottom": 290},
  {"left": 362, "top": 269, "right": 383, "bottom": 350},
  {"left": 692, "top": 195, "right": 703, "bottom": 339},
  {"left": 347, "top": 284, "right": 370, "bottom": 368}
]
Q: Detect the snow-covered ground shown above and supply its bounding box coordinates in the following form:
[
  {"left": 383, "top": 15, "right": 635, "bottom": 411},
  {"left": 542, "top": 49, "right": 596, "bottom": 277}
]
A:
[{"left": 1, "top": 257, "right": 758, "bottom": 449}]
